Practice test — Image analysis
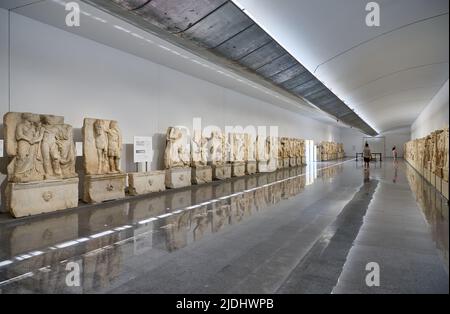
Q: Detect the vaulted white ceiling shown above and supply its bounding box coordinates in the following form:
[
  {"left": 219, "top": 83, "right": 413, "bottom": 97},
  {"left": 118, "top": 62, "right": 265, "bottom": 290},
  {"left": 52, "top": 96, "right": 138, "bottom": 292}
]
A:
[{"left": 233, "top": 0, "right": 449, "bottom": 133}]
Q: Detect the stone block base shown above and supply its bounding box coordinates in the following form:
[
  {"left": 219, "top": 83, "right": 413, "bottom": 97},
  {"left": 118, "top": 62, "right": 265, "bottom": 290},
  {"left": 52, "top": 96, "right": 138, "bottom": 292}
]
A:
[
  {"left": 165, "top": 167, "right": 192, "bottom": 189},
  {"left": 290, "top": 158, "right": 297, "bottom": 167},
  {"left": 212, "top": 164, "right": 232, "bottom": 180},
  {"left": 232, "top": 162, "right": 246, "bottom": 177},
  {"left": 258, "top": 160, "right": 277, "bottom": 173},
  {"left": 83, "top": 173, "right": 126, "bottom": 203},
  {"left": 246, "top": 161, "right": 257, "bottom": 175},
  {"left": 6, "top": 178, "right": 79, "bottom": 218},
  {"left": 283, "top": 158, "right": 290, "bottom": 168},
  {"left": 277, "top": 159, "right": 284, "bottom": 169},
  {"left": 128, "top": 171, "right": 166, "bottom": 196},
  {"left": 192, "top": 166, "right": 212, "bottom": 185}
]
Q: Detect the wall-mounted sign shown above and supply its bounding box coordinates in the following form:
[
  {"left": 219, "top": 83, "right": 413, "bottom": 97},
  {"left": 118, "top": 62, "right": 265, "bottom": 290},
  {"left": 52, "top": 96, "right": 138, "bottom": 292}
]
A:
[
  {"left": 76, "top": 142, "right": 83, "bottom": 157},
  {"left": 134, "top": 136, "right": 153, "bottom": 163}
]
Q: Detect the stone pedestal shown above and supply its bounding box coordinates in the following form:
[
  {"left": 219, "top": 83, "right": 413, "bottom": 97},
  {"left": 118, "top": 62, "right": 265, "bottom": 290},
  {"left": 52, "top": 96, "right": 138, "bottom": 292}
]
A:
[
  {"left": 277, "top": 159, "right": 284, "bottom": 169},
  {"left": 83, "top": 173, "right": 126, "bottom": 204},
  {"left": 283, "top": 158, "right": 290, "bottom": 168},
  {"left": 232, "top": 162, "right": 246, "bottom": 177},
  {"left": 192, "top": 166, "right": 212, "bottom": 185},
  {"left": 212, "top": 164, "right": 232, "bottom": 180},
  {"left": 246, "top": 161, "right": 257, "bottom": 175},
  {"left": 165, "top": 167, "right": 192, "bottom": 189},
  {"left": 6, "top": 178, "right": 79, "bottom": 218},
  {"left": 258, "top": 160, "right": 277, "bottom": 173},
  {"left": 128, "top": 171, "right": 166, "bottom": 196},
  {"left": 290, "top": 158, "right": 297, "bottom": 167}
]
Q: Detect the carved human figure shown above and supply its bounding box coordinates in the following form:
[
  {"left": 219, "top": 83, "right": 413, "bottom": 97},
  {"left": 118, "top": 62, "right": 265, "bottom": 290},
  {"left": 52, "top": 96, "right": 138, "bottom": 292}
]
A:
[
  {"left": 164, "top": 127, "right": 190, "bottom": 169},
  {"left": 233, "top": 133, "right": 245, "bottom": 162},
  {"left": 106, "top": 121, "right": 122, "bottom": 173},
  {"left": 245, "top": 133, "right": 256, "bottom": 161},
  {"left": 9, "top": 113, "right": 45, "bottom": 182},
  {"left": 41, "top": 115, "right": 64, "bottom": 179},
  {"left": 209, "top": 131, "right": 224, "bottom": 166},
  {"left": 94, "top": 120, "right": 109, "bottom": 174},
  {"left": 57, "top": 124, "right": 76, "bottom": 178},
  {"left": 191, "top": 129, "right": 208, "bottom": 167}
]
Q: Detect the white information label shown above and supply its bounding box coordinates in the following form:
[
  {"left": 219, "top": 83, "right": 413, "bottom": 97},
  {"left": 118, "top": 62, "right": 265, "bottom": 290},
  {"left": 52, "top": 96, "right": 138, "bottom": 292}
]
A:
[
  {"left": 134, "top": 136, "right": 153, "bottom": 163},
  {"left": 0, "top": 140, "right": 4, "bottom": 158},
  {"left": 76, "top": 142, "right": 83, "bottom": 157}
]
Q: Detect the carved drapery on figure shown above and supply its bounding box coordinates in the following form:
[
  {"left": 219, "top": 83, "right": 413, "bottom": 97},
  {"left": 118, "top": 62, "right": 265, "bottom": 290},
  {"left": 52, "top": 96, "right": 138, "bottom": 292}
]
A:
[
  {"left": 191, "top": 129, "right": 208, "bottom": 167},
  {"left": 232, "top": 133, "right": 246, "bottom": 162},
  {"left": 164, "top": 127, "right": 191, "bottom": 169},
  {"left": 83, "top": 118, "right": 123, "bottom": 175},
  {"left": 4, "top": 112, "right": 76, "bottom": 183},
  {"left": 208, "top": 131, "right": 224, "bottom": 166},
  {"left": 245, "top": 133, "right": 256, "bottom": 162}
]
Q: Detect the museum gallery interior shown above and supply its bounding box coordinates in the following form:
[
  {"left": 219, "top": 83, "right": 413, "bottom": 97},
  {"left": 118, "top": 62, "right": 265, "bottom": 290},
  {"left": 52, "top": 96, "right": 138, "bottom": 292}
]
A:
[{"left": 0, "top": 0, "right": 448, "bottom": 295}]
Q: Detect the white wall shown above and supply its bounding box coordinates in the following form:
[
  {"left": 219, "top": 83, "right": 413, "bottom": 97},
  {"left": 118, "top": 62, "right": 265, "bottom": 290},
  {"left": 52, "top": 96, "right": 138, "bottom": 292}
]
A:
[
  {"left": 411, "top": 80, "right": 449, "bottom": 139},
  {"left": 341, "top": 127, "right": 410, "bottom": 158},
  {"left": 0, "top": 11, "right": 342, "bottom": 208}
]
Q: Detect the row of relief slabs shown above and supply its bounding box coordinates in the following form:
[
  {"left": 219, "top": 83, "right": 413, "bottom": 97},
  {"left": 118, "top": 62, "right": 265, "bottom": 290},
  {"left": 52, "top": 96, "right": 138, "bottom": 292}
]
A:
[{"left": 3, "top": 112, "right": 305, "bottom": 218}]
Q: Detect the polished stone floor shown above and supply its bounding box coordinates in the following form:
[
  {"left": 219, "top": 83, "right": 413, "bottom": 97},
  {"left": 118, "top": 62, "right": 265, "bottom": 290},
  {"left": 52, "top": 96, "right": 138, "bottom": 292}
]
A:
[{"left": 0, "top": 159, "right": 447, "bottom": 294}]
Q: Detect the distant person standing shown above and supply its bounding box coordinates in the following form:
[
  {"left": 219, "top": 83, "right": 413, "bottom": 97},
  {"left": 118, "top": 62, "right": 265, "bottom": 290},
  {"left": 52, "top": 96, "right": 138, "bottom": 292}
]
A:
[
  {"left": 363, "top": 143, "right": 371, "bottom": 169},
  {"left": 392, "top": 146, "right": 398, "bottom": 161}
]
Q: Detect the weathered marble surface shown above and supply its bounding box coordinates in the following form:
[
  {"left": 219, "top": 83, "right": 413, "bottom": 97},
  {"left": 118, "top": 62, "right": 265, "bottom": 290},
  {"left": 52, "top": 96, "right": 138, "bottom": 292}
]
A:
[
  {"left": 128, "top": 171, "right": 166, "bottom": 196},
  {"left": 246, "top": 161, "right": 257, "bottom": 175},
  {"left": 212, "top": 164, "right": 232, "bottom": 180},
  {"left": 83, "top": 173, "right": 126, "bottom": 203},
  {"left": 83, "top": 118, "right": 123, "bottom": 175},
  {"left": 4, "top": 112, "right": 78, "bottom": 217},
  {"left": 6, "top": 178, "right": 79, "bottom": 218},
  {"left": 232, "top": 133, "right": 246, "bottom": 163},
  {"left": 165, "top": 167, "right": 192, "bottom": 189},
  {"left": 192, "top": 165, "right": 213, "bottom": 184},
  {"left": 404, "top": 127, "right": 449, "bottom": 200},
  {"left": 232, "top": 161, "right": 246, "bottom": 177},
  {"left": 191, "top": 129, "right": 208, "bottom": 167},
  {"left": 256, "top": 136, "right": 278, "bottom": 173},
  {"left": 318, "top": 141, "right": 345, "bottom": 161},
  {"left": 164, "top": 127, "right": 191, "bottom": 169},
  {"left": 207, "top": 130, "right": 224, "bottom": 166},
  {"left": 245, "top": 134, "right": 256, "bottom": 162},
  {"left": 5, "top": 112, "right": 77, "bottom": 183}
]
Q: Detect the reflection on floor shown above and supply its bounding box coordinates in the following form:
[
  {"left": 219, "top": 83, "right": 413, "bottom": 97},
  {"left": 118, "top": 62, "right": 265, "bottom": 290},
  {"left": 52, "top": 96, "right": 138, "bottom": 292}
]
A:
[{"left": 0, "top": 159, "right": 447, "bottom": 294}]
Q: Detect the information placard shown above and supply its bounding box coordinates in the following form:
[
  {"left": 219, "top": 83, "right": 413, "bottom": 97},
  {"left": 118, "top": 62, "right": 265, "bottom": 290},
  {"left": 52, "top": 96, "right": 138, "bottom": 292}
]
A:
[
  {"left": 134, "top": 136, "right": 153, "bottom": 163},
  {"left": 76, "top": 142, "right": 83, "bottom": 157},
  {"left": 0, "top": 140, "right": 4, "bottom": 157}
]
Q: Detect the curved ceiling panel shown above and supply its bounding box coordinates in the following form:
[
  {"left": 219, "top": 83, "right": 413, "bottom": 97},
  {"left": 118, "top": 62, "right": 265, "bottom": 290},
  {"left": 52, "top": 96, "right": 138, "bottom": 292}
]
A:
[
  {"left": 88, "top": 0, "right": 379, "bottom": 135},
  {"left": 233, "top": 0, "right": 449, "bottom": 134}
]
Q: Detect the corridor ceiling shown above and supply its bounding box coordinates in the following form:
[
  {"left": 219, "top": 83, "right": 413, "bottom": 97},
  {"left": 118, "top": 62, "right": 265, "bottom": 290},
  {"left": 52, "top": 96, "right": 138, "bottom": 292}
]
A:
[
  {"left": 232, "top": 0, "right": 449, "bottom": 133},
  {"left": 83, "top": 0, "right": 380, "bottom": 135}
]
